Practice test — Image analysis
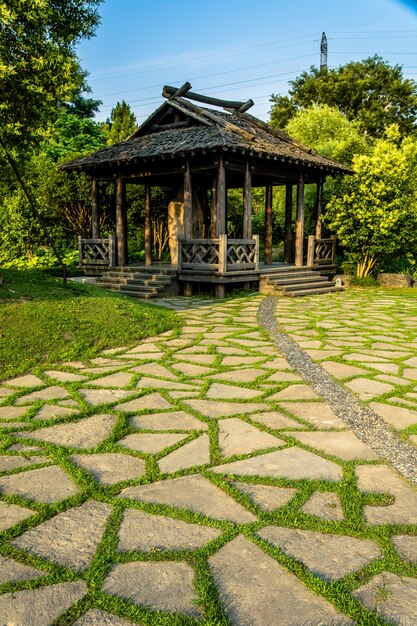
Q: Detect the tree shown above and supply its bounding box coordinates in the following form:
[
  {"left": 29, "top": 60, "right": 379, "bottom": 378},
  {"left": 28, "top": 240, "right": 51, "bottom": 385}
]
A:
[
  {"left": 285, "top": 104, "right": 369, "bottom": 166},
  {"left": 0, "top": 0, "right": 102, "bottom": 149},
  {"left": 270, "top": 56, "right": 417, "bottom": 138},
  {"left": 102, "top": 101, "right": 137, "bottom": 145},
  {"left": 44, "top": 110, "right": 106, "bottom": 161},
  {"left": 324, "top": 126, "right": 417, "bottom": 277}
]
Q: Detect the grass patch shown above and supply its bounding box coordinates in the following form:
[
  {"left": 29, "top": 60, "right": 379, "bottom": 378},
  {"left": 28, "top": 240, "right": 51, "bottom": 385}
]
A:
[{"left": 0, "top": 269, "right": 180, "bottom": 380}]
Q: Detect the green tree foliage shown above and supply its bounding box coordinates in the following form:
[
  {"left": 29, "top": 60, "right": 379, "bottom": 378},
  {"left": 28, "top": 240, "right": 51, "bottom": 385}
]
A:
[
  {"left": 324, "top": 126, "right": 417, "bottom": 277},
  {"left": 270, "top": 56, "right": 417, "bottom": 138},
  {"left": 285, "top": 104, "right": 369, "bottom": 165},
  {"left": 45, "top": 109, "right": 106, "bottom": 161},
  {"left": 102, "top": 100, "right": 137, "bottom": 145},
  {"left": 0, "top": 0, "right": 102, "bottom": 148}
]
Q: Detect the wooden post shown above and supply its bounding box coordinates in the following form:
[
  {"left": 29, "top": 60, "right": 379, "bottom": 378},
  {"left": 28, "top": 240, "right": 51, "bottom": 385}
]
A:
[
  {"left": 184, "top": 161, "right": 192, "bottom": 238},
  {"left": 253, "top": 234, "right": 260, "bottom": 270},
  {"left": 91, "top": 178, "right": 99, "bottom": 238},
  {"left": 210, "top": 175, "right": 217, "bottom": 237},
  {"left": 264, "top": 184, "right": 273, "bottom": 264},
  {"left": 295, "top": 172, "right": 305, "bottom": 267},
  {"left": 78, "top": 236, "right": 83, "bottom": 267},
  {"left": 144, "top": 184, "right": 152, "bottom": 266},
  {"left": 284, "top": 183, "right": 293, "bottom": 264},
  {"left": 216, "top": 154, "right": 226, "bottom": 236},
  {"left": 115, "top": 177, "right": 127, "bottom": 266},
  {"left": 243, "top": 162, "right": 252, "bottom": 239},
  {"left": 109, "top": 235, "right": 116, "bottom": 267},
  {"left": 219, "top": 233, "right": 227, "bottom": 273},
  {"left": 307, "top": 235, "right": 315, "bottom": 267},
  {"left": 315, "top": 177, "right": 323, "bottom": 239}
]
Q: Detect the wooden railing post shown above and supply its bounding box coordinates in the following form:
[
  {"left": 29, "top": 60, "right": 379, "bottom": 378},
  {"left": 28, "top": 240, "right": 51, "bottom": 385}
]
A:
[
  {"left": 252, "top": 234, "right": 259, "bottom": 271},
  {"left": 219, "top": 234, "right": 227, "bottom": 273},
  {"left": 307, "top": 235, "right": 315, "bottom": 267},
  {"left": 331, "top": 235, "right": 336, "bottom": 265},
  {"left": 177, "top": 237, "right": 183, "bottom": 270},
  {"left": 109, "top": 235, "right": 116, "bottom": 267},
  {"left": 78, "top": 236, "right": 83, "bottom": 267}
]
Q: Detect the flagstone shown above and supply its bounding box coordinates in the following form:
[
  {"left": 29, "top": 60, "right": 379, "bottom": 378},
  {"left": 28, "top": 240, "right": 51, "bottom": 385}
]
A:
[
  {"left": 4, "top": 374, "right": 45, "bottom": 388},
  {"left": 216, "top": 345, "right": 251, "bottom": 355},
  {"left": 117, "top": 507, "right": 222, "bottom": 552},
  {"left": 375, "top": 374, "right": 411, "bottom": 386},
  {"left": 88, "top": 372, "right": 135, "bottom": 387},
  {"left": 392, "top": 535, "right": 417, "bottom": 563},
  {"left": 125, "top": 342, "right": 162, "bottom": 354},
  {"left": 15, "top": 385, "right": 70, "bottom": 405},
  {"left": 345, "top": 377, "right": 394, "bottom": 400},
  {"left": 176, "top": 345, "right": 211, "bottom": 354},
  {"left": 230, "top": 481, "right": 297, "bottom": 511},
  {"left": 120, "top": 351, "right": 164, "bottom": 360},
  {"left": 12, "top": 500, "right": 112, "bottom": 571},
  {"left": 302, "top": 491, "right": 344, "bottom": 521},
  {"left": 115, "top": 392, "right": 172, "bottom": 412},
  {"left": 268, "top": 384, "right": 319, "bottom": 401},
  {"left": 288, "top": 431, "right": 379, "bottom": 461},
  {"left": 0, "top": 387, "right": 14, "bottom": 397},
  {"left": 136, "top": 376, "right": 195, "bottom": 391},
  {"left": 369, "top": 402, "right": 417, "bottom": 429},
  {"left": 130, "top": 410, "right": 208, "bottom": 431},
  {"left": 184, "top": 399, "right": 269, "bottom": 419},
  {"left": 221, "top": 355, "right": 266, "bottom": 366},
  {"left": 118, "top": 474, "right": 256, "bottom": 523},
  {"left": 0, "top": 554, "right": 45, "bottom": 584},
  {"left": 206, "top": 382, "right": 263, "bottom": 400},
  {"left": 0, "top": 501, "right": 35, "bottom": 532},
  {"left": 279, "top": 402, "right": 347, "bottom": 429},
  {"left": 69, "top": 453, "right": 146, "bottom": 486},
  {"left": 79, "top": 388, "right": 134, "bottom": 406},
  {"left": 320, "top": 361, "right": 371, "bottom": 379},
  {"left": 102, "top": 346, "right": 128, "bottom": 354},
  {"left": 249, "top": 410, "right": 305, "bottom": 430},
  {"left": 6, "top": 443, "right": 42, "bottom": 452},
  {"left": 130, "top": 363, "right": 178, "bottom": 379},
  {"left": 403, "top": 356, "right": 417, "bottom": 368},
  {"left": 158, "top": 434, "right": 210, "bottom": 472},
  {"left": 90, "top": 357, "right": 131, "bottom": 366},
  {"left": 210, "top": 368, "right": 266, "bottom": 383},
  {"left": 305, "top": 349, "right": 342, "bottom": 359},
  {"left": 118, "top": 432, "right": 188, "bottom": 454},
  {"left": 63, "top": 361, "right": 87, "bottom": 369},
  {"left": 0, "top": 581, "right": 88, "bottom": 626},
  {"left": 81, "top": 365, "right": 126, "bottom": 374},
  {"left": 353, "top": 572, "right": 417, "bottom": 625},
  {"left": 29, "top": 413, "right": 117, "bottom": 449},
  {"left": 264, "top": 371, "right": 303, "bottom": 383},
  {"left": 173, "top": 353, "right": 217, "bottom": 365},
  {"left": 171, "top": 361, "right": 214, "bottom": 376},
  {"left": 34, "top": 404, "right": 80, "bottom": 421},
  {"left": 102, "top": 561, "right": 201, "bottom": 618},
  {"left": 343, "top": 353, "right": 389, "bottom": 363},
  {"left": 356, "top": 465, "right": 417, "bottom": 525},
  {"left": 261, "top": 357, "right": 294, "bottom": 370},
  {"left": 0, "top": 406, "right": 28, "bottom": 419},
  {"left": 73, "top": 609, "right": 136, "bottom": 626},
  {"left": 410, "top": 434, "right": 417, "bottom": 445},
  {"left": 402, "top": 368, "right": 417, "bottom": 380},
  {"left": 211, "top": 447, "right": 342, "bottom": 481},
  {"left": 169, "top": 390, "right": 200, "bottom": 398},
  {"left": 0, "top": 454, "right": 46, "bottom": 472},
  {"left": 208, "top": 535, "right": 352, "bottom": 626},
  {"left": 258, "top": 526, "right": 381, "bottom": 581},
  {"left": 0, "top": 465, "right": 79, "bottom": 503},
  {"left": 0, "top": 421, "right": 30, "bottom": 429},
  {"left": 363, "top": 349, "right": 411, "bottom": 359},
  {"left": 44, "top": 370, "right": 87, "bottom": 383},
  {"left": 218, "top": 418, "right": 285, "bottom": 457}
]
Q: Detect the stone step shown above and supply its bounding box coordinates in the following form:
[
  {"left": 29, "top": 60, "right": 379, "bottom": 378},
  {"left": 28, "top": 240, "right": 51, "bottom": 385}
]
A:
[
  {"left": 100, "top": 275, "right": 171, "bottom": 286},
  {"left": 281, "top": 280, "right": 334, "bottom": 292},
  {"left": 114, "top": 289, "right": 158, "bottom": 299},
  {"left": 269, "top": 276, "right": 329, "bottom": 287},
  {"left": 283, "top": 285, "right": 344, "bottom": 297},
  {"left": 93, "top": 281, "right": 161, "bottom": 295}
]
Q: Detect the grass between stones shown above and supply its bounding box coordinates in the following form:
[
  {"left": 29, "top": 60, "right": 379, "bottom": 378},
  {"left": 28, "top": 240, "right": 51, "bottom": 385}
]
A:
[
  {"left": 0, "top": 269, "right": 179, "bottom": 380},
  {"left": 0, "top": 294, "right": 416, "bottom": 624}
]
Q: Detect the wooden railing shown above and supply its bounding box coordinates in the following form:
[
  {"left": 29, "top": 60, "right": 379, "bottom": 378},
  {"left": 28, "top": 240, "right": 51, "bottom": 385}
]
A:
[
  {"left": 179, "top": 234, "right": 259, "bottom": 272},
  {"left": 307, "top": 235, "right": 336, "bottom": 267},
  {"left": 78, "top": 236, "right": 116, "bottom": 268}
]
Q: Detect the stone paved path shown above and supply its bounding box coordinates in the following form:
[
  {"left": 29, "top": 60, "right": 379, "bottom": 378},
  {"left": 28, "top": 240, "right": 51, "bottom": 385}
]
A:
[{"left": 0, "top": 294, "right": 416, "bottom": 625}]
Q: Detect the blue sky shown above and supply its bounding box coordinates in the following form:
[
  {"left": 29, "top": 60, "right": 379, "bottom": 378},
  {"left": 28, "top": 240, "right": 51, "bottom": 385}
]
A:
[{"left": 76, "top": 0, "right": 417, "bottom": 124}]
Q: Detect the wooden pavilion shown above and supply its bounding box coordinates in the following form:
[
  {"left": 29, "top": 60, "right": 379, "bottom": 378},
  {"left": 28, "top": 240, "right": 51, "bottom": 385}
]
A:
[{"left": 62, "top": 83, "right": 351, "bottom": 297}]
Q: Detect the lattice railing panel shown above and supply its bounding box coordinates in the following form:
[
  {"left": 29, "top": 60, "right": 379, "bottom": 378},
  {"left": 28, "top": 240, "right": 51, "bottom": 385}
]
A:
[
  {"left": 227, "top": 241, "right": 257, "bottom": 268},
  {"left": 181, "top": 241, "right": 220, "bottom": 268},
  {"left": 307, "top": 236, "right": 336, "bottom": 267},
  {"left": 78, "top": 236, "right": 116, "bottom": 267},
  {"left": 179, "top": 236, "right": 259, "bottom": 273}
]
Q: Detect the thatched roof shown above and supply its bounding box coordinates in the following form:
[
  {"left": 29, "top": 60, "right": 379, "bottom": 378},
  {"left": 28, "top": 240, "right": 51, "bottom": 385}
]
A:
[{"left": 60, "top": 96, "right": 351, "bottom": 176}]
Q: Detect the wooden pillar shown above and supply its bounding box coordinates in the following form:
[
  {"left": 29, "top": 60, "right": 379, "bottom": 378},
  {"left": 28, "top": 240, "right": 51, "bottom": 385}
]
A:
[
  {"left": 91, "top": 178, "right": 99, "bottom": 238},
  {"left": 284, "top": 183, "right": 293, "bottom": 264},
  {"left": 295, "top": 172, "right": 305, "bottom": 267},
  {"left": 144, "top": 184, "right": 152, "bottom": 266},
  {"left": 210, "top": 176, "right": 217, "bottom": 237},
  {"left": 315, "top": 177, "right": 323, "bottom": 239},
  {"left": 243, "top": 162, "right": 252, "bottom": 239},
  {"left": 184, "top": 162, "right": 192, "bottom": 238},
  {"left": 216, "top": 154, "right": 226, "bottom": 236},
  {"left": 115, "top": 177, "right": 127, "bottom": 266},
  {"left": 264, "top": 184, "right": 273, "bottom": 265}
]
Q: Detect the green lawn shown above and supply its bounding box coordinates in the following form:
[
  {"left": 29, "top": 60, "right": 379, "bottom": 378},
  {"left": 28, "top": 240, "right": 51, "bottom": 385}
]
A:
[{"left": 0, "top": 269, "right": 180, "bottom": 380}]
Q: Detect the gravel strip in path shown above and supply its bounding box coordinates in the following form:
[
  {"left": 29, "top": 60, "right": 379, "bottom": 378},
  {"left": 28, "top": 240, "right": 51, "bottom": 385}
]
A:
[{"left": 259, "top": 297, "right": 417, "bottom": 485}]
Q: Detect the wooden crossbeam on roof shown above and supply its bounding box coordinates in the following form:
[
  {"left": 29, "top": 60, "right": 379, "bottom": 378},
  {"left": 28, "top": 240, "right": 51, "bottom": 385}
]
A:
[{"left": 163, "top": 83, "right": 254, "bottom": 113}]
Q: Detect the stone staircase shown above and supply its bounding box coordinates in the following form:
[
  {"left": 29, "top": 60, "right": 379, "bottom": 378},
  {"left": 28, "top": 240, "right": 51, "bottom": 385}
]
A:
[
  {"left": 260, "top": 266, "right": 343, "bottom": 297},
  {"left": 92, "top": 266, "right": 177, "bottom": 299}
]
